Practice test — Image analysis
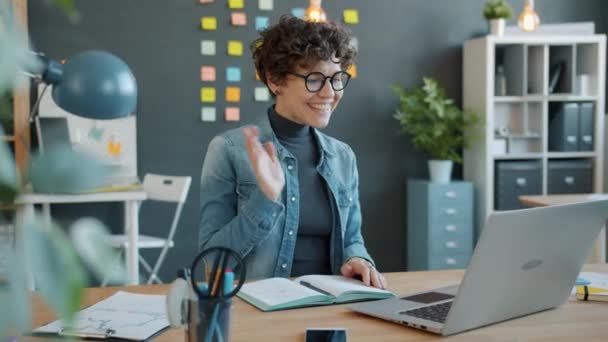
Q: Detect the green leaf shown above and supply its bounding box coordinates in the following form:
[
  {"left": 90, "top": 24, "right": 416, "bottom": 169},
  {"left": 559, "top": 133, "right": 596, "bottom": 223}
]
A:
[
  {"left": 28, "top": 145, "right": 108, "bottom": 193},
  {"left": 0, "top": 251, "right": 31, "bottom": 337},
  {"left": 22, "top": 215, "right": 86, "bottom": 322},
  {"left": 0, "top": 125, "right": 18, "bottom": 203},
  {"left": 70, "top": 218, "right": 126, "bottom": 284}
]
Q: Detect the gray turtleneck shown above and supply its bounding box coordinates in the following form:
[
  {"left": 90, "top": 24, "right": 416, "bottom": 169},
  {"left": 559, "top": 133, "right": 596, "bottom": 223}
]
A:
[{"left": 269, "top": 107, "right": 333, "bottom": 277}]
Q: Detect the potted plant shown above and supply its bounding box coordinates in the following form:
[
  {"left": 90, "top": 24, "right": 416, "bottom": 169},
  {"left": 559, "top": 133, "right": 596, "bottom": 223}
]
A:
[
  {"left": 483, "top": 0, "right": 513, "bottom": 36},
  {"left": 392, "top": 78, "right": 479, "bottom": 183}
]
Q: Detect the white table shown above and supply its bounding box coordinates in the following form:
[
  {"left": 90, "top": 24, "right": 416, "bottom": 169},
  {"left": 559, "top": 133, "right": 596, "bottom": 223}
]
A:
[{"left": 15, "top": 190, "right": 147, "bottom": 288}]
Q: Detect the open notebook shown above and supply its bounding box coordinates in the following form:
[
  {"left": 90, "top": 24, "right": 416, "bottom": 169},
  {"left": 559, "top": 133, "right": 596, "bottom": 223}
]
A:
[{"left": 237, "top": 275, "right": 395, "bottom": 312}]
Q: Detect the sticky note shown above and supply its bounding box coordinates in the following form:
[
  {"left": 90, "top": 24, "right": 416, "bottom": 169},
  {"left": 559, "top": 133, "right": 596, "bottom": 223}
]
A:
[
  {"left": 201, "top": 107, "right": 216, "bottom": 122},
  {"left": 347, "top": 64, "right": 357, "bottom": 78},
  {"left": 226, "top": 67, "right": 241, "bottom": 82},
  {"left": 201, "top": 16, "right": 217, "bottom": 30},
  {"left": 201, "top": 40, "right": 216, "bottom": 55},
  {"left": 231, "top": 12, "right": 247, "bottom": 26},
  {"left": 201, "top": 66, "right": 216, "bottom": 81},
  {"left": 201, "top": 87, "right": 216, "bottom": 103},
  {"left": 255, "top": 71, "right": 260, "bottom": 81},
  {"left": 199, "top": 0, "right": 214, "bottom": 3},
  {"left": 226, "top": 87, "right": 241, "bottom": 102},
  {"left": 228, "top": 0, "right": 243, "bottom": 9},
  {"left": 254, "top": 87, "right": 270, "bottom": 102},
  {"left": 259, "top": 0, "right": 273, "bottom": 10},
  {"left": 343, "top": 9, "right": 359, "bottom": 24},
  {"left": 227, "top": 40, "right": 243, "bottom": 56},
  {"left": 225, "top": 107, "right": 240, "bottom": 121},
  {"left": 255, "top": 16, "right": 269, "bottom": 31},
  {"left": 291, "top": 8, "right": 305, "bottom": 18}
]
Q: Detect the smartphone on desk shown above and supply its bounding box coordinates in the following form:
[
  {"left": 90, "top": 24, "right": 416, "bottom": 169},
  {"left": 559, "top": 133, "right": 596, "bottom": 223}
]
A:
[{"left": 305, "top": 328, "right": 347, "bottom": 342}]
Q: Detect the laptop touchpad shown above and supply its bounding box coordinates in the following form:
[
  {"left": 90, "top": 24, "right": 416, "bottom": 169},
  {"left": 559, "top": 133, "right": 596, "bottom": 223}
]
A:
[{"left": 401, "top": 292, "right": 454, "bottom": 304}]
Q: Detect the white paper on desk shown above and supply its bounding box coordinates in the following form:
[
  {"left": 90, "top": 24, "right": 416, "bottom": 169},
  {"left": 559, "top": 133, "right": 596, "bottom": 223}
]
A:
[
  {"left": 34, "top": 291, "right": 169, "bottom": 341},
  {"left": 570, "top": 272, "right": 608, "bottom": 295}
]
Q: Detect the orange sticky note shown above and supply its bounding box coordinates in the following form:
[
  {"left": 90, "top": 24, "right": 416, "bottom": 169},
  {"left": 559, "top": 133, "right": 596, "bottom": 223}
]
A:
[
  {"left": 343, "top": 9, "right": 359, "bottom": 24},
  {"left": 201, "top": 66, "right": 216, "bottom": 81},
  {"left": 228, "top": 0, "right": 244, "bottom": 9},
  {"left": 226, "top": 87, "right": 241, "bottom": 102},
  {"left": 225, "top": 107, "right": 240, "bottom": 121},
  {"left": 231, "top": 12, "right": 247, "bottom": 26},
  {"left": 255, "top": 71, "right": 260, "bottom": 81},
  {"left": 201, "top": 16, "right": 217, "bottom": 30},
  {"left": 199, "top": 0, "right": 214, "bottom": 3},
  {"left": 227, "top": 40, "right": 243, "bottom": 56},
  {"left": 347, "top": 64, "right": 357, "bottom": 78},
  {"left": 201, "top": 87, "right": 216, "bottom": 102}
]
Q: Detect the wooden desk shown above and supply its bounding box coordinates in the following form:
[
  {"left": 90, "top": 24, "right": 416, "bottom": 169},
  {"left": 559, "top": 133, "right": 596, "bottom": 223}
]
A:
[
  {"left": 520, "top": 194, "right": 608, "bottom": 263},
  {"left": 15, "top": 190, "right": 147, "bottom": 287},
  {"left": 25, "top": 266, "right": 608, "bottom": 341}
]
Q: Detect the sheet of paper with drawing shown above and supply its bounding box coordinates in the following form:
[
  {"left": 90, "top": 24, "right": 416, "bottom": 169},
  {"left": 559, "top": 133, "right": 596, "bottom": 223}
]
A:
[
  {"left": 237, "top": 275, "right": 394, "bottom": 312},
  {"left": 34, "top": 291, "right": 169, "bottom": 341}
]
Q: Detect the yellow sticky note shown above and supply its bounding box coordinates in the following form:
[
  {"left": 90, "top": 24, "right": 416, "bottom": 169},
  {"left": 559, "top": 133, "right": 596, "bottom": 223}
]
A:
[
  {"left": 227, "top": 40, "right": 243, "bottom": 56},
  {"left": 228, "top": 0, "right": 244, "bottom": 9},
  {"left": 347, "top": 64, "right": 357, "bottom": 78},
  {"left": 201, "top": 16, "right": 217, "bottom": 30},
  {"left": 343, "top": 9, "right": 359, "bottom": 24},
  {"left": 225, "top": 107, "right": 240, "bottom": 121},
  {"left": 226, "top": 87, "right": 241, "bottom": 102},
  {"left": 201, "top": 87, "right": 216, "bottom": 103}
]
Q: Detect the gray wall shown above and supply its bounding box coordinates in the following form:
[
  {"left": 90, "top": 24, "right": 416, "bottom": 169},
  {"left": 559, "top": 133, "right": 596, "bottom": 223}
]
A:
[{"left": 28, "top": 0, "right": 608, "bottom": 281}]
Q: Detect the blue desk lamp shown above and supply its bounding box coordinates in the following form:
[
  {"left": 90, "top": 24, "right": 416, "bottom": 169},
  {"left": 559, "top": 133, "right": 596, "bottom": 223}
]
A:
[{"left": 32, "top": 50, "right": 137, "bottom": 119}]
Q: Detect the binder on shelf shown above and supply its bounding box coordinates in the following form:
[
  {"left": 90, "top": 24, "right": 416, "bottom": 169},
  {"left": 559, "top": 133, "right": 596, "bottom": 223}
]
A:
[
  {"left": 578, "top": 102, "right": 594, "bottom": 151},
  {"left": 549, "top": 102, "right": 579, "bottom": 152}
]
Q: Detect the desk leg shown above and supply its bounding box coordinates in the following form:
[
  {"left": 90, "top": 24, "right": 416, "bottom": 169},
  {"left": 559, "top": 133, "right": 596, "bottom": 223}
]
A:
[
  {"left": 15, "top": 204, "right": 36, "bottom": 291},
  {"left": 125, "top": 200, "right": 141, "bottom": 285}
]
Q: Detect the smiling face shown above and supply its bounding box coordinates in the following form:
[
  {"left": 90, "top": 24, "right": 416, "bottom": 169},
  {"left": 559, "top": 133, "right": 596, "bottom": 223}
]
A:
[{"left": 268, "top": 59, "right": 344, "bottom": 129}]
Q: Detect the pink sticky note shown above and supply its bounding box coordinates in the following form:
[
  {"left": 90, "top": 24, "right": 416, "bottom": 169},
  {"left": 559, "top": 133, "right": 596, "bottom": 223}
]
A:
[
  {"left": 199, "top": 0, "right": 214, "bottom": 3},
  {"left": 200, "top": 66, "right": 216, "bottom": 81},
  {"left": 231, "top": 12, "right": 247, "bottom": 26},
  {"left": 225, "top": 107, "right": 240, "bottom": 121}
]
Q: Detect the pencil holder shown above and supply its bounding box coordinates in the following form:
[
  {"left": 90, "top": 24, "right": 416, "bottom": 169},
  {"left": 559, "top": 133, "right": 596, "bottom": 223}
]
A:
[{"left": 187, "top": 297, "right": 232, "bottom": 342}]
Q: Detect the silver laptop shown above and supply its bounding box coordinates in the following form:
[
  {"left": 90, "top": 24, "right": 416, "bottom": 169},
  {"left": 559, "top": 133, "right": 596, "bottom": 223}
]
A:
[{"left": 350, "top": 199, "right": 608, "bottom": 336}]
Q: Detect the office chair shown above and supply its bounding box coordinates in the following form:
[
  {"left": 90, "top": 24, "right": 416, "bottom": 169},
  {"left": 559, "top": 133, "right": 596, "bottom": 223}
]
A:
[{"left": 102, "top": 173, "right": 192, "bottom": 285}]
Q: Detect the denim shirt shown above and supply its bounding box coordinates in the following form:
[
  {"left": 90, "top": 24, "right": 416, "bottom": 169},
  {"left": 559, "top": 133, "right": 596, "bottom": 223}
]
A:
[{"left": 198, "top": 112, "right": 373, "bottom": 280}]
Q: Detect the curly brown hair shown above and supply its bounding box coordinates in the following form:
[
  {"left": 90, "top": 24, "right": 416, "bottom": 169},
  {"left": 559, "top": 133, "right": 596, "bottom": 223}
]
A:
[{"left": 251, "top": 14, "right": 357, "bottom": 89}]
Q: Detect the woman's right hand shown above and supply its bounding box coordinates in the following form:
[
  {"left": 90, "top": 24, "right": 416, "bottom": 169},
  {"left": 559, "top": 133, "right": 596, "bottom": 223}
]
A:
[{"left": 242, "top": 126, "right": 285, "bottom": 202}]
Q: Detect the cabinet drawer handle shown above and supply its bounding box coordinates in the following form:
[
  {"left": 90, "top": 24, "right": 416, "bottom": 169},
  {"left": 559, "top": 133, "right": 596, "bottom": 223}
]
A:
[
  {"left": 445, "top": 241, "right": 457, "bottom": 248},
  {"left": 445, "top": 258, "right": 456, "bottom": 265},
  {"left": 445, "top": 208, "right": 457, "bottom": 215},
  {"left": 445, "top": 191, "right": 457, "bottom": 198},
  {"left": 516, "top": 177, "right": 527, "bottom": 187},
  {"left": 445, "top": 225, "right": 456, "bottom": 232},
  {"left": 564, "top": 176, "right": 575, "bottom": 185}
]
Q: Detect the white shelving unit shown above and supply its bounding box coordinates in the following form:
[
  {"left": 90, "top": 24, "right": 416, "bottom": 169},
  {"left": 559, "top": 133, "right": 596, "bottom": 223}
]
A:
[{"left": 463, "top": 34, "right": 606, "bottom": 237}]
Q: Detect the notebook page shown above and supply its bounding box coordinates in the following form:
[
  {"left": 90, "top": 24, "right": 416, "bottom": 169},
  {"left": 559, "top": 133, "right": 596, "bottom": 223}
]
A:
[
  {"left": 295, "top": 275, "right": 391, "bottom": 297},
  {"left": 239, "top": 278, "right": 323, "bottom": 307}
]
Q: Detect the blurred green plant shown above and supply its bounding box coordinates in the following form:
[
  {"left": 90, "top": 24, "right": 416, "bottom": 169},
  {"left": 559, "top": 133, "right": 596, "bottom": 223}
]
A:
[
  {"left": 392, "top": 78, "right": 480, "bottom": 163},
  {"left": 483, "top": 0, "right": 513, "bottom": 20},
  {"left": 1, "top": 1, "right": 124, "bottom": 338}
]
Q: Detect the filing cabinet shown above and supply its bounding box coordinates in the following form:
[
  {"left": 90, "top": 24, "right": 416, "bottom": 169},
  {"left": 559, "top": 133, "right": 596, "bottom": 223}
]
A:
[
  {"left": 495, "top": 160, "right": 542, "bottom": 210},
  {"left": 548, "top": 159, "right": 593, "bottom": 194},
  {"left": 407, "top": 179, "right": 473, "bottom": 271}
]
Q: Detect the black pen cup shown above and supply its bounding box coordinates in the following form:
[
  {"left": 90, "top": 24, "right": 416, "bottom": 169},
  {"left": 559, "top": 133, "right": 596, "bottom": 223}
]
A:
[{"left": 187, "top": 297, "right": 232, "bottom": 342}]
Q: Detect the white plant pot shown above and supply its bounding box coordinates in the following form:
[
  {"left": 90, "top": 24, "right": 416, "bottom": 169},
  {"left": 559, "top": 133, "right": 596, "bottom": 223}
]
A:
[
  {"left": 428, "top": 160, "right": 453, "bottom": 184},
  {"left": 489, "top": 18, "right": 506, "bottom": 36}
]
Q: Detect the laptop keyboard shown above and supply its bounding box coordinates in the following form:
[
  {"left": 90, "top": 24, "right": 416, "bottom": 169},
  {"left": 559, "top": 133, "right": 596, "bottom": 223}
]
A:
[{"left": 403, "top": 301, "right": 452, "bottom": 323}]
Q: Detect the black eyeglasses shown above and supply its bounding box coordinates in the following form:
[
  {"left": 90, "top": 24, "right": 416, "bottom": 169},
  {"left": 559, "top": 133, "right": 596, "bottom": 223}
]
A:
[{"left": 287, "top": 71, "right": 352, "bottom": 93}]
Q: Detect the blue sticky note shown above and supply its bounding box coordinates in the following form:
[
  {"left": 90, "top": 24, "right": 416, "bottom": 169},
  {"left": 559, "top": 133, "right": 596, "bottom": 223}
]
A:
[
  {"left": 291, "top": 8, "right": 305, "bottom": 18},
  {"left": 575, "top": 277, "right": 591, "bottom": 286},
  {"left": 226, "top": 67, "right": 241, "bottom": 82},
  {"left": 255, "top": 16, "right": 269, "bottom": 31}
]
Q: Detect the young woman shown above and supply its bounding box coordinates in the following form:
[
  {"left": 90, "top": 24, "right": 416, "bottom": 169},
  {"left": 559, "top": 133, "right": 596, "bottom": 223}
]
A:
[{"left": 199, "top": 15, "right": 386, "bottom": 289}]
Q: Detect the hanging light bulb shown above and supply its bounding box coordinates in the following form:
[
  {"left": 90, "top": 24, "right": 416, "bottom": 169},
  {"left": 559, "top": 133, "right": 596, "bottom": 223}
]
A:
[
  {"left": 518, "top": 0, "right": 540, "bottom": 32},
  {"left": 305, "top": 0, "right": 327, "bottom": 23}
]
